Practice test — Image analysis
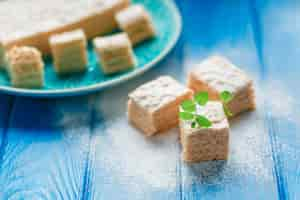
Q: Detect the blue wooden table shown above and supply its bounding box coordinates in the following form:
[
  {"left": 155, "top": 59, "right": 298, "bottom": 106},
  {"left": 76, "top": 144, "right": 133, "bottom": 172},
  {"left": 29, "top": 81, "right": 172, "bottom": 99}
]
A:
[{"left": 0, "top": 1, "right": 299, "bottom": 199}]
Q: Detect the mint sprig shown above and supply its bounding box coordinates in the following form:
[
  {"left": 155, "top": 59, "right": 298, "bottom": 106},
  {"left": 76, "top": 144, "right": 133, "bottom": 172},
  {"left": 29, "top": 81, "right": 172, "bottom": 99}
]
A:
[
  {"left": 223, "top": 105, "right": 233, "bottom": 117},
  {"left": 195, "top": 115, "right": 212, "bottom": 128},
  {"left": 219, "top": 91, "right": 233, "bottom": 104},
  {"left": 179, "top": 112, "right": 194, "bottom": 120},
  {"left": 191, "top": 121, "right": 197, "bottom": 128},
  {"left": 179, "top": 90, "right": 234, "bottom": 128},
  {"left": 195, "top": 91, "right": 209, "bottom": 106},
  {"left": 179, "top": 91, "right": 212, "bottom": 128},
  {"left": 181, "top": 100, "right": 196, "bottom": 112},
  {"left": 219, "top": 90, "right": 233, "bottom": 117}
]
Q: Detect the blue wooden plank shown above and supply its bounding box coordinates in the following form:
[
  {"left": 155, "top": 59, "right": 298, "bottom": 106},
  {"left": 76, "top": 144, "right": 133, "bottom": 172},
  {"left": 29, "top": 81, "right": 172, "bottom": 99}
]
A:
[
  {"left": 0, "top": 96, "right": 93, "bottom": 199},
  {"left": 0, "top": 1, "right": 292, "bottom": 200},
  {"left": 254, "top": 1, "right": 300, "bottom": 199},
  {"left": 180, "top": 1, "right": 278, "bottom": 199},
  {"left": 0, "top": 94, "right": 13, "bottom": 129},
  {"left": 0, "top": 94, "right": 14, "bottom": 164},
  {"left": 87, "top": 39, "right": 184, "bottom": 200}
]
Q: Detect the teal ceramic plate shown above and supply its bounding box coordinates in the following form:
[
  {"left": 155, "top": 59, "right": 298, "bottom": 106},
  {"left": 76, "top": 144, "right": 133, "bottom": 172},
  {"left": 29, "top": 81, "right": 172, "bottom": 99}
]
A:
[{"left": 0, "top": 0, "right": 181, "bottom": 97}]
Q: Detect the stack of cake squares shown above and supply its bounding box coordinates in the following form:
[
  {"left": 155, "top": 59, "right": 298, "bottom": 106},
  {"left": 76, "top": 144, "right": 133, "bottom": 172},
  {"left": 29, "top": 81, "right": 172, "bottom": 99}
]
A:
[{"left": 127, "top": 55, "right": 256, "bottom": 163}]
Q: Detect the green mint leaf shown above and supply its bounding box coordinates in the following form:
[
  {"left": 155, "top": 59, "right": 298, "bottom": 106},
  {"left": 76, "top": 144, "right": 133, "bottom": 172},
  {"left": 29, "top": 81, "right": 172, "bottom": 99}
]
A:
[
  {"left": 195, "top": 115, "right": 212, "bottom": 128},
  {"left": 179, "top": 112, "right": 194, "bottom": 120},
  {"left": 219, "top": 91, "right": 233, "bottom": 103},
  {"left": 191, "top": 121, "right": 197, "bottom": 128},
  {"left": 223, "top": 105, "right": 233, "bottom": 117},
  {"left": 181, "top": 100, "right": 196, "bottom": 112},
  {"left": 195, "top": 91, "right": 209, "bottom": 106}
]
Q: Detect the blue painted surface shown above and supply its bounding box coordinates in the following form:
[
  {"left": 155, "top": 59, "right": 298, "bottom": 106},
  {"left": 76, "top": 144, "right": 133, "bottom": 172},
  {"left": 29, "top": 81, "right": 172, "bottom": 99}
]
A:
[
  {"left": 0, "top": 94, "right": 13, "bottom": 164},
  {"left": 0, "top": 97, "right": 93, "bottom": 199},
  {"left": 254, "top": 1, "right": 300, "bottom": 199},
  {"left": 0, "top": 0, "right": 300, "bottom": 199}
]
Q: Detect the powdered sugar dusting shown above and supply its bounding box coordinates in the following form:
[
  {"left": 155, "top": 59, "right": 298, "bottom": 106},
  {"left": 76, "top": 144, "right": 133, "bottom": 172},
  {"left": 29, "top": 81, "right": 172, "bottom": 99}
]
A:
[
  {"left": 182, "top": 87, "right": 274, "bottom": 187},
  {"left": 181, "top": 45, "right": 276, "bottom": 186},
  {"left": 93, "top": 82, "right": 278, "bottom": 192},
  {"left": 91, "top": 70, "right": 290, "bottom": 193},
  {"left": 55, "top": 56, "right": 298, "bottom": 192},
  {"left": 229, "top": 109, "right": 271, "bottom": 180},
  {"left": 262, "top": 80, "right": 298, "bottom": 122},
  {"left": 180, "top": 78, "right": 297, "bottom": 188},
  {"left": 94, "top": 117, "right": 179, "bottom": 190},
  {"left": 54, "top": 97, "right": 94, "bottom": 144}
]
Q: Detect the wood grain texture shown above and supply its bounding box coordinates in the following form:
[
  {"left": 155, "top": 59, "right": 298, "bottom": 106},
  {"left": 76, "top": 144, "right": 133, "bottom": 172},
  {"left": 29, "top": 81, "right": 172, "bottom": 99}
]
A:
[
  {"left": 2, "top": 1, "right": 299, "bottom": 199},
  {"left": 254, "top": 1, "right": 300, "bottom": 199},
  {"left": 0, "top": 94, "right": 14, "bottom": 169},
  {"left": 180, "top": 0, "right": 278, "bottom": 199},
  {"left": 0, "top": 96, "right": 93, "bottom": 199},
  {"left": 87, "top": 39, "right": 185, "bottom": 200},
  {"left": 81, "top": 1, "right": 185, "bottom": 199}
]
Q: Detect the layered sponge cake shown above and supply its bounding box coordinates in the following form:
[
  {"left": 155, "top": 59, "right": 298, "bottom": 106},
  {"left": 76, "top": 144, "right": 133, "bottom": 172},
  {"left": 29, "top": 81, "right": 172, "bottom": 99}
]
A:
[
  {"left": 0, "top": 0, "right": 130, "bottom": 54},
  {"left": 93, "top": 33, "right": 136, "bottom": 74},
  {"left": 180, "top": 101, "right": 230, "bottom": 162},
  {"left": 7, "top": 46, "right": 44, "bottom": 88},
  {"left": 188, "top": 56, "right": 255, "bottom": 117},
  {"left": 49, "top": 29, "right": 88, "bottom": 75},
  {"left": 128, "top": 76, "right": 193, "bottom": 136},
  {"left": 115, "top": 5, "right": 156, "bottom": 45}
]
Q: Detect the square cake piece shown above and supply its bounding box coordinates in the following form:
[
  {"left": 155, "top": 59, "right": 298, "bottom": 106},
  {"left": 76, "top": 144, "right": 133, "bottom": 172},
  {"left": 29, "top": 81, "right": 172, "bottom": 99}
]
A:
[
  {"left": 188, "top": 56, "right": 255, "bottom": 117},
  {"left": 93, "top": 33, "right": 136, "bottom": 74},
  {"left": 7, "top": 46, "right": 44, "bottom": 88},
  {"left": 128, "top": 76, "right": 193, "bottom": 136},
  {"left": 49, "top": 29, "right": 88, "bottom": 75},
  {"left": 180, "top": 101, "right": 230, "bottom": 162},
  {"left": 115, "top": 5, "right": 156, "bottom": 45}
]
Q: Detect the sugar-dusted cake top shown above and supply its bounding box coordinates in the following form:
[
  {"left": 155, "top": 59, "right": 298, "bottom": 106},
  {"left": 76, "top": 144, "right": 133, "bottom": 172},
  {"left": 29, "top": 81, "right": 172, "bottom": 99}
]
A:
[
  {"left": 116, "top": 4, "right": 150, "bottom": 26},
  {"left": 49, "top": 29, "right": 86, "bottom": 45},
  {"left": 0, "top": 0, "right": 126, "bottom": 42},
  {"left": 180, "top": 101, "right": 229, "bottom": 134},
  {"left": 195, "top": 101, "right": 226, "bottom": 123},
  {"left": 7, "top": 46, "right": 44, "bottom": 74},
  {"left": 93, "top": 33, "right": 131, "bottom": 52},
  {"left": 191, "top": 56, "right": 252, "bottom": 95},
  {"left": 129, "top": 76, "right": 191, "bottom": 112},
  {"left": 8, "top": 46, "right": 42, "bottom": 66}
]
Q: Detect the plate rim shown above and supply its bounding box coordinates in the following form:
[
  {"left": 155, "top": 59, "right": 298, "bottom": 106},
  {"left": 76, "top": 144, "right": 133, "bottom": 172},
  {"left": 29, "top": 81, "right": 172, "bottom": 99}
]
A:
[{"left": 0, "top": 0, "right": 182, "bottom": 97}]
